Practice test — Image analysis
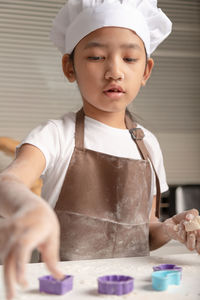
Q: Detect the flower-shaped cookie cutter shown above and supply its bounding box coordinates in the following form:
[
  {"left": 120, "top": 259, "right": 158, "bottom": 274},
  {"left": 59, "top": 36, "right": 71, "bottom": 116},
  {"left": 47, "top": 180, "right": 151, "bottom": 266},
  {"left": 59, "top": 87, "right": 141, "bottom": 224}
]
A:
[
  {"left": 39, "top": 275, "right": 73, "bottom": 295},
  {"left": 152, "top": 270, "right": 181, "bottom": 291},
  {"left": 98, "top": 275, "right": 134, "bottom": 295}
]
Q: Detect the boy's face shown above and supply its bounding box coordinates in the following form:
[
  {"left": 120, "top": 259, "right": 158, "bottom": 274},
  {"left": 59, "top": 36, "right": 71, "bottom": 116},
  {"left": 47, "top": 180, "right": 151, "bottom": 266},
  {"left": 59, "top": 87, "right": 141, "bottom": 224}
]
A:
[{"left": 63, "top": 27, "right": 153, "bottom": 118}]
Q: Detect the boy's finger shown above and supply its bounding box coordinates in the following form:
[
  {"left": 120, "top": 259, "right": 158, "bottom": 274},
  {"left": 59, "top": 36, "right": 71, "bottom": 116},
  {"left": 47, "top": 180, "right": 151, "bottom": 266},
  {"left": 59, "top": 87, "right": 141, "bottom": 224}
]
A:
[
  {"left": 15, "top": 243, "right": 32, "bottom": 287},
  {"left": 186, "top": 232, "right": 196, "bottom": 251},
  {"left": 3, "top": 250, "right": 16, "bottom": 300},
  {"left": 0, "top": 220, "right": 18, "bottom": 261},
  {"left": 196, "top": 230, "right": 200, "bottom": 254},
  {"left": 177, "top": 223, "right": 186, "bottom": 243},
  {"left": 14, "top": 229, "right": 47, "bottom": 287},
  {"left": 40, "top": 238, "right": 64, "bottom": 280}
]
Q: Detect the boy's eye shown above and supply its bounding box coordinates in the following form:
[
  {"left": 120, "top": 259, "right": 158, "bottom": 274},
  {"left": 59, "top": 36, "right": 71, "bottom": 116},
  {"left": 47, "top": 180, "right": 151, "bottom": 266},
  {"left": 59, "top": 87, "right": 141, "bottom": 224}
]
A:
[
  {"left": 87, "top": 56, "right": 105, "bottom": 60},
  {"left": 124, "top": 58, "right": 137, "bottom": 63}
]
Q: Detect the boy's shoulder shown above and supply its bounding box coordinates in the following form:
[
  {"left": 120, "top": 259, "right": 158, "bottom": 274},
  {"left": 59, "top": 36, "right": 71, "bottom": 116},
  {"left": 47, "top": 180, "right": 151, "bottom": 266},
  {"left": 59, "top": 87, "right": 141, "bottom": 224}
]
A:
[
  {"left": 48, "top": 111, "right": 76, "bottom": 129},
  {"left": 137, "top": 123, "right": 161, "bottom": 155},
  {"left": 24, "top": 112, "right": 76, "bottom": 150},
  {"left": 137, "top": 123, "right": 158, "bottom": 143},
  {"left": 43, "top": 112, "right": 76, "bottom": 138}
]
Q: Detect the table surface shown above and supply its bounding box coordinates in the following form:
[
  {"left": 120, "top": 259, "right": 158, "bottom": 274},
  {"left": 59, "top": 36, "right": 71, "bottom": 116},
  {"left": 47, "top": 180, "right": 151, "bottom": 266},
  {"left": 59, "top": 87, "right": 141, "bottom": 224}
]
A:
[{"left": 0, "top": 253, "right": 200, "bottom": 300}]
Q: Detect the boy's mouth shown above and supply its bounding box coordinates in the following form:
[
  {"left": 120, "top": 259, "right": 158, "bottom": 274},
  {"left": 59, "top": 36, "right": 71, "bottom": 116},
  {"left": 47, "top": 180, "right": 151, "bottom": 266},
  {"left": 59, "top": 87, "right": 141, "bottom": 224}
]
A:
[
  {"left": 103, "top": 85, "right": 125, "bottom": 94},
  {"left": 103, "top": 85, "right": 125, "bottom": 99},
  {"left": 106, "top": 89, "right": 123, "bottom": 93}
]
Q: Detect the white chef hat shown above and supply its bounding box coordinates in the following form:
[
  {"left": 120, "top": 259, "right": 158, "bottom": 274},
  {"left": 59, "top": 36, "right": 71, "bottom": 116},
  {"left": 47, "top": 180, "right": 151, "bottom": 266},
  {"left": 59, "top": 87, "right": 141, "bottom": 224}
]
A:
[{"left": 50, "top": 0, "right": 172, "bottom": 57}]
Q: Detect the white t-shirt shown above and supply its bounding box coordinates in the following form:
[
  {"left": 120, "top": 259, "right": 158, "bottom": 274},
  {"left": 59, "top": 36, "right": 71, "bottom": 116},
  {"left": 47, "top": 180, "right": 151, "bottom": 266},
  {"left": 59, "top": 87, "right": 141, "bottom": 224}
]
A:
[{"left": 17, "top": 112, "right": 168, "bottom": 210}]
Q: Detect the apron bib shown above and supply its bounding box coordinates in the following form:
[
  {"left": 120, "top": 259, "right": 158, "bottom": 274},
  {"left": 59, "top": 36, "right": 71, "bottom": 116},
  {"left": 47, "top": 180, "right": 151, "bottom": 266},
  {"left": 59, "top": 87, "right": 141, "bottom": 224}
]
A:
[{"left": 55, "top": 108, "right": 160, "bottom": 260}]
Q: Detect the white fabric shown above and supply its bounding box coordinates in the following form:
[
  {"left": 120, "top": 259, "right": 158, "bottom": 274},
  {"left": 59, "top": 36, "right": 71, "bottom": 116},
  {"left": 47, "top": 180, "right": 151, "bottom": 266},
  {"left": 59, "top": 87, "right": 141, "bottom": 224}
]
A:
[
  {"left": 17, "top": 112, "right": 168, "bottom": 212},
  {"left": 50, "top": 0, "right": 172, "bottom": 56}
]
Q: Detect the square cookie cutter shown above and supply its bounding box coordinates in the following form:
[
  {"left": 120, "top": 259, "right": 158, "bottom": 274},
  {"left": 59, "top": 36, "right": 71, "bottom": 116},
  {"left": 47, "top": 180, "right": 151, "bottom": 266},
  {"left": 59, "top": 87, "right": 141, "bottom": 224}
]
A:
[{"left": 39, "top": 275, "right": 73, "bottom": 295}]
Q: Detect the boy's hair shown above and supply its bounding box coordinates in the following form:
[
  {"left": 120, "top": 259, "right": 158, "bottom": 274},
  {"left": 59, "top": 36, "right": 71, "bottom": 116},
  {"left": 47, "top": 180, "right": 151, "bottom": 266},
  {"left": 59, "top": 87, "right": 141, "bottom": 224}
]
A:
[{"left": 69, "top": 48, "right": 75, "bottom": 68}]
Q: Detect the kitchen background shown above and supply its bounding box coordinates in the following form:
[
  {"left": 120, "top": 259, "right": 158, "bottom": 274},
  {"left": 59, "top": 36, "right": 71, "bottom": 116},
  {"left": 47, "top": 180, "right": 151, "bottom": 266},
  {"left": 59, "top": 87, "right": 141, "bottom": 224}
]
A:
[{"left": 0, "top": 0, "right": 200, "bottom": 217}]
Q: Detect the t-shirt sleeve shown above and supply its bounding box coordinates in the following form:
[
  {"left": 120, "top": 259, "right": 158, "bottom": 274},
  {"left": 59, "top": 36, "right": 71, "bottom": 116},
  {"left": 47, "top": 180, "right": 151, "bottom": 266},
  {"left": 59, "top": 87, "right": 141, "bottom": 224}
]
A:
[
  {"left": 16, "top": 120, "right": 60, "bottom": 175},
  {"left": 143, "top": 130, "right": 169, "bottom": 195}
]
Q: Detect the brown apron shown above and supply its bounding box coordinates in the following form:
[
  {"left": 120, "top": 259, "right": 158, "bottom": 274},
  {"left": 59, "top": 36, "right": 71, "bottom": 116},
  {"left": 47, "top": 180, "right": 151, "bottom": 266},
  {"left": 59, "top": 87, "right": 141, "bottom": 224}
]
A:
[{"left": 55, "top": 108, "right": 160, "bottom": 260}]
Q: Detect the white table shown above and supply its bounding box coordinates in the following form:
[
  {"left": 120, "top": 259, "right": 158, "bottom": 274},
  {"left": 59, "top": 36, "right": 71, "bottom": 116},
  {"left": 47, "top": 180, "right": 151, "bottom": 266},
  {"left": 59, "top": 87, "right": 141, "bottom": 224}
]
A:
[{"left": 0, "top": 253, "right": 200, "bottom": 300}]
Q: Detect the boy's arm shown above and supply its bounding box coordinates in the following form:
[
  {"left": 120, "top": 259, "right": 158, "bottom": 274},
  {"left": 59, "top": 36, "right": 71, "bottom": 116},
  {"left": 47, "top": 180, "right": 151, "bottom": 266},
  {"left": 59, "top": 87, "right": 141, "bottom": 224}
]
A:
[
  {"left": 149, "top": 196, "right": 200, "bottom": 252},
  {"left": 0, "top": 144, "right": 63, "bottom": 300},
  {"left": 149, "top": 196, "right": 171, "bottom": 250},
  {"left": 0, "top": 143, "right": 46, "bottom": 217}
]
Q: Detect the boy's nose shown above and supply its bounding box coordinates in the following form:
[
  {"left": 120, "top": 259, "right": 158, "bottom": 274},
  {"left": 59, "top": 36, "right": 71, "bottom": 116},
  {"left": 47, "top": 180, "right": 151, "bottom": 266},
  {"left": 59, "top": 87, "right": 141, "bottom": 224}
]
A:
[
  {"left": 105, "top": 70, "right": 124, "bottom": 81},
  {"left": 104, "top": 61, "right": 124, "bottom": 81}
]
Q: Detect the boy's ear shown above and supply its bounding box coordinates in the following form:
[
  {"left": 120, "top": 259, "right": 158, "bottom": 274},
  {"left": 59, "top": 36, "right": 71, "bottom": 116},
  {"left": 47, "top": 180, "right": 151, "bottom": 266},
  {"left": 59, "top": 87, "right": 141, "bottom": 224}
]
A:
[
  {"left": 62, "top": 54, "right": 76, "bottom": 82},
  {"left": 141, "top": 58, "right": 154, "bottom": 86}
]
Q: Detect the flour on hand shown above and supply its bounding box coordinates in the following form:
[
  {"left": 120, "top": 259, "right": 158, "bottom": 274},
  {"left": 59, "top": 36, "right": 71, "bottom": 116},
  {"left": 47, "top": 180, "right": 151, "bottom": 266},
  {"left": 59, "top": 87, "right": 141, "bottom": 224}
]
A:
[{"left": 184, "top": 216, "right": 200, "bottom": 232}]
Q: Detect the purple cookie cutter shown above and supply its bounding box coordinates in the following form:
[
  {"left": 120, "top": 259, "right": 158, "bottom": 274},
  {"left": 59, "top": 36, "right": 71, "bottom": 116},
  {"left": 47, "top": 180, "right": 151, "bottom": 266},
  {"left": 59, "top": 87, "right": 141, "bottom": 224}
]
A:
[
  {"left": 39, "top": 275, "right": 73, "bottom": 295},
  {"left": 153, "top": 264, "right": 182, "bottom": 272},
  {"left": 98, "top": 275, "right": 134, "bottom": 295}
]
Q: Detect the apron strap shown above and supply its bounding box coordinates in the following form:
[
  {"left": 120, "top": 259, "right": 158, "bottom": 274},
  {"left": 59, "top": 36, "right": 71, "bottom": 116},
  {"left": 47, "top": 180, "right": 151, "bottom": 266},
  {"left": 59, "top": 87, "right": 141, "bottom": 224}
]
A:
[
  {"left": 75, "top": 108, "right": 85, "bottom": 150},
  {"left": 75, "top": 108, "right": 161, "bottom": 218},
  {"left": 136, "top": 137, "right": 161, "bottom": 218},
  {"left": 125, "top": 113, "right": 161, "bottom": 218}
]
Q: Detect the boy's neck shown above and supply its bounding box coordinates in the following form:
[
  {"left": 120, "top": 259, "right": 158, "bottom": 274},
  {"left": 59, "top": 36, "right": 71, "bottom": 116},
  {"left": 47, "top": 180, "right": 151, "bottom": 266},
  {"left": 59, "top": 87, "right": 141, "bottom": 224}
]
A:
[{"left": 83, "top": 104, "right": 127, "bottom": 129}]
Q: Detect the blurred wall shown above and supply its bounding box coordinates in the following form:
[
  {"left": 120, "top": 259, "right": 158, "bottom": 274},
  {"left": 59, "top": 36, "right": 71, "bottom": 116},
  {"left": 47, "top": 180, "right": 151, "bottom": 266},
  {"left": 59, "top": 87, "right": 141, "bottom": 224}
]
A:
[{"left": 0, "top": 0, "right": 200, "bottom": 184}]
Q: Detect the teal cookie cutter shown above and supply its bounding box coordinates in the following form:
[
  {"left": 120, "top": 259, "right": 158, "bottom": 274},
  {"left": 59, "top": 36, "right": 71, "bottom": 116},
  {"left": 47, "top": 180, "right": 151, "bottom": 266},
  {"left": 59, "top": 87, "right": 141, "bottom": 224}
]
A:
[{"left": 152, "top": 270, "right": 181, "bottom": 291}]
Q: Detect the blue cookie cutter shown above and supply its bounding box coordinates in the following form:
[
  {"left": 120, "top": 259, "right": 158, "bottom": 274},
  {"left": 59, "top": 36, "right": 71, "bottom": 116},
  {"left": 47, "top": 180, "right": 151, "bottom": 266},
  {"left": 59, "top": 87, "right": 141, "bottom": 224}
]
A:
[
  {"left": 98, "top": 275, "right": 134, "bottom": 295},
  {"left": 39, "top": 275, "right": 73, "bottom": 295},
  {"left": 152, "top": 270, "right": 181, "bottom": 291}
]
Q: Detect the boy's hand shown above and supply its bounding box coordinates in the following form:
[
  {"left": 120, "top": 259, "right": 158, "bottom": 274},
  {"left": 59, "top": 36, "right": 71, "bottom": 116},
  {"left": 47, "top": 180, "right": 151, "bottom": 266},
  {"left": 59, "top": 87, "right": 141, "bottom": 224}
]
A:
[
  {"left": 0, "top": 202, "right": 64, "bottom": 300},
  {"left": 163, "top": 209, "right": 200, "bottom": 253}
]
